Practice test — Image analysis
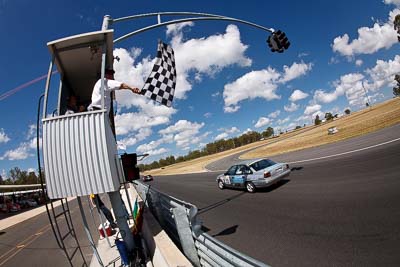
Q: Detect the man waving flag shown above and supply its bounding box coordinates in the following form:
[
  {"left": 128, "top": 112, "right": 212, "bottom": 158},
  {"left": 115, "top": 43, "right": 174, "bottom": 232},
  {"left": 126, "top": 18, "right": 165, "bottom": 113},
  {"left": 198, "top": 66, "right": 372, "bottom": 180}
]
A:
[{"left": 141, "top": 41, "right": 177, "bottom": 107}]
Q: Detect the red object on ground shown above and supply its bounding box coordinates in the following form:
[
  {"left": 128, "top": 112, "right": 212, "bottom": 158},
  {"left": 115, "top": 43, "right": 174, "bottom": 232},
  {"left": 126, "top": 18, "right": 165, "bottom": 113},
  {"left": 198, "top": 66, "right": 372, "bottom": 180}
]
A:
[{"left": 98, "top": 224, "right": 112, "bottom": 238}]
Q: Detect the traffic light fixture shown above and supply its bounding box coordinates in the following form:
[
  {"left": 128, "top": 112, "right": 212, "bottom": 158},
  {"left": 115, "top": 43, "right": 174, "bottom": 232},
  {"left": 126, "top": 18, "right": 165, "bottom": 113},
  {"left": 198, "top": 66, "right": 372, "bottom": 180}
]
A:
[
  {"left": 267, "top": 30, "right": 290, "bottom": 53},
  {"left": 121, "top": 153, "right": 140, "bottom": 182}
]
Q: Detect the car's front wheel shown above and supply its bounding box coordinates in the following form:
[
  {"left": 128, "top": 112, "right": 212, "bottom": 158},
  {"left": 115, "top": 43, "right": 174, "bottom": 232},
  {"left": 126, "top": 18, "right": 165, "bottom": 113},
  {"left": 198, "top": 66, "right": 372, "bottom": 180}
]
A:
[
  {"left": 218, "top": 180, "right": 224, "bottom": 190},
  {"left": 246, "top": 182, "right": 256, "bottom": 193}
]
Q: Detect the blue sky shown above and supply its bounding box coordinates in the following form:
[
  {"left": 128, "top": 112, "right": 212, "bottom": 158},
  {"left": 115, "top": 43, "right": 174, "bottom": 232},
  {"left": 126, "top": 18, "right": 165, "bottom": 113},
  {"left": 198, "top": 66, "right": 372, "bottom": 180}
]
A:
[{"left": 1, "top": 0, "right": 400, "bottom": 176}]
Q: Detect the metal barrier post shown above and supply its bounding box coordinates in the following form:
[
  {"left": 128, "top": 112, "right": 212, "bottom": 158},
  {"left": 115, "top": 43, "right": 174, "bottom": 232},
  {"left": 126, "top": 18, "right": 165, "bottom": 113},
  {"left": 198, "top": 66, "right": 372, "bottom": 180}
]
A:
[
  {"left": 133, "top": 181, "right": 270, "bottom": 266},
  {"left": 172, "top": 205, "right": 201, "bottom": 266}
]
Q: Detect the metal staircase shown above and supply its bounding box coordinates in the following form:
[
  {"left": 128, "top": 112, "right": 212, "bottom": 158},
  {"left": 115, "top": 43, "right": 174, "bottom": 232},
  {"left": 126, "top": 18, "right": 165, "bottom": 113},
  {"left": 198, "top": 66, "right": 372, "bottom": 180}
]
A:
[{"left": 46, "top": 198, "right": 88, "bottom": 267}]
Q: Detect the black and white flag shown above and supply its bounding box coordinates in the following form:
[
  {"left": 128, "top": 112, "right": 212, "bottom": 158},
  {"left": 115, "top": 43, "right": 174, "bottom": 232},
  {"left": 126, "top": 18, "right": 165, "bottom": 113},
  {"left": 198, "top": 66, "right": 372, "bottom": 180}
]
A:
[{"left": 141, "top": 41, "right": 177, "bottom": 107}]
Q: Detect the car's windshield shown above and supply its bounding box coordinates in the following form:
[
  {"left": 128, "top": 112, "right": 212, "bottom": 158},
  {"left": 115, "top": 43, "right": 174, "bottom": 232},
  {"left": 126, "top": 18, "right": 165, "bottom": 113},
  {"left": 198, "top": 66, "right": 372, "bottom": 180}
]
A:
[
  {"left": 226, "top": 165, "right": 238, "bottom": 175},
  {"left": 250, "top": 159, "right": 276, "bottom": 171}
]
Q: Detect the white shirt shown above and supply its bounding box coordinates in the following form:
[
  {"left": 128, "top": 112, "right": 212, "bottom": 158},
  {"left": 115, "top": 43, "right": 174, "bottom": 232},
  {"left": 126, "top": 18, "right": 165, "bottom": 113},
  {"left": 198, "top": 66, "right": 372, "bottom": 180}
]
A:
[{"left": 88, "top": 78, "right": 122, "bottom": 111}]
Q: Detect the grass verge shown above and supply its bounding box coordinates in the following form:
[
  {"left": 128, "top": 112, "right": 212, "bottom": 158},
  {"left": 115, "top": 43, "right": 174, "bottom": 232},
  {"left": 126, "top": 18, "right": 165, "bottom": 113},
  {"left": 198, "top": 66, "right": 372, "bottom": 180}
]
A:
[{"left": 147, "top": 97, "right": 400, "bottom": 175}]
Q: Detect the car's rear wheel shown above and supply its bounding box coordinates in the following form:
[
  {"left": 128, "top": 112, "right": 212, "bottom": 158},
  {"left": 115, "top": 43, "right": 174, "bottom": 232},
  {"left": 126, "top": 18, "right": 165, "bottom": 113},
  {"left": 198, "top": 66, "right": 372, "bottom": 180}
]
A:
[
  {"left": 218, "top": 180, "right": 224, "bottom": 190},
  {"left": 246, "top": 182, "right": 256, "bottom": 193}
]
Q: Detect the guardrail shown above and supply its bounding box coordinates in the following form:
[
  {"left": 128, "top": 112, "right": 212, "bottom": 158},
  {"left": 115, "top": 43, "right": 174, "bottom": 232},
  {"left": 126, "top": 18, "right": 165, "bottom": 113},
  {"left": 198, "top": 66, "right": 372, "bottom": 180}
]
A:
[{"left": 133, "top": 181, "right": 269, "bottom": 267}]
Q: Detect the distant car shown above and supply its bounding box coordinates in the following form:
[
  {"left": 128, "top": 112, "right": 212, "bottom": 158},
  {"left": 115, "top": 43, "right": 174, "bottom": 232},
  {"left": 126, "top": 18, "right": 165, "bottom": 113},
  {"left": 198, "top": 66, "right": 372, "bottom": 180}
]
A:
[
  {"left": 7, "top": 202, "right": 21, "bottom": 212},
  {"left": 216, "top": 159, "right": 290, "bottom": 193},
  {"left": 142, "top": 175, "right": 154, "bottom": 182},
  {"left": 0, "top": 204, "right": 8, "bottom": 213},
  {"left": 26, "top": 199, "right": 38, "bottom": 207}
]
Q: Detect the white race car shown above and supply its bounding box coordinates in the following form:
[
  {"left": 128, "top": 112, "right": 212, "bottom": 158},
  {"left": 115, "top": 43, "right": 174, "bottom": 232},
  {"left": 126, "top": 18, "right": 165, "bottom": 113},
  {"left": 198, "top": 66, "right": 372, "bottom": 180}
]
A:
[{"left": 216, "top": 159, "right": 290, "bottom": 193}]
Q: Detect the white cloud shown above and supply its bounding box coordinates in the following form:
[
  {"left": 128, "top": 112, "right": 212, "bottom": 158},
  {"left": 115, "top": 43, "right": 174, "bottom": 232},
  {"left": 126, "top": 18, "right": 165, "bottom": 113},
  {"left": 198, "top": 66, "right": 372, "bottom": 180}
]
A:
[
  {"left": 170, "top": 23, "right": 252, "bottom": 98},
  {"left": 159, "top": 120, "right": 205, "bottom": 148},
  {"left": 268, "top": 110, "right": 281, "bottom": 119},
  {"left": 366, "top": 54, "right": 400, "bottom": 91},
  {"left": 242, "top": 128, "right": 252, "bottom": 134},
  {"left": 204, "top": 112, "right": 212, "bottom": 118},
  {"left": 313, "top": 73, "right": 364, "bottom": 104},
  {"left": 369, "top": 92, "right": 385, "bottom": 103},
  {"left": 223, "top": 61, "right": 312, "bottom": 112},
  {"left": 295, "top": 115, "right": 310, "bottom": 122},
  {"left": 138, "top": 147, "right": 168, "bottom": 157},
  {"left": 329, "top": 57, "right": 340, "bottom": 65},
  {"left": 304, "top": 104, "right": 321, "bottom": 115},
  {"left": 224, "top": 105, "right": 241, "bottom": 113},
  {"left": 289, "top": 89, "right": 309, "bottom": 102},
  {"left": 313, "top": 90, "right": 339, "bottom": 104},
  {"left": 298, "top": 52, "right": 309, "bottom": 58},
  {"left": 113, "top": 48, "right": 155, "bottom": 107},
  {"left": 312, "top": 110, "right": 325, "bottom": 119},
  {"left": 0, "top": 125, "right": 40, "bottom": 160},
  {"left": 223, "top": 68, "right": 280, "bottom": 112},
  {"left": 0, "top": 129, "right": 10, "bottom": 144},
  {"left": 212, "top": 91, "right": 220, "bottom": 98},
  {"left": 215, "top": 132, "right": 228, "bottom": 140},
  {"left": 0, "top": 143, "right": 33, "bottom": 160},
  {"left": 1, "top": 169, "right": 6, "bottom": 179},
  {"left": 277, "top": 117, "right": 290, "bottom": 125},
  {"left": 384, "top": 0, "right": 400, "bottom": 7},
  {"left": 28, "top": 137, "right": 41, "bottom": 150},
  {"left": 254, "top": 117, "right": 271, "bottom": 128},
  {"left": 219, "top": 126, "right": 240, "bottom": 134},
  {"left": 279, "top": 62, "right": 313, "bottom": 83},
  {"left": 0, "top": 122, "right": 44, "bottom": 160},
  {"left": 355, "top": 59, "right": 363, "bottom": 66},
  {"left": 215, "top": 127, "right": 240, "bottom": 140},
  {"left": 332, "top": 9, "right": 400, "bottom": 57},
  {"left": 137, "top": 140, "right": 164, "bottom": 154},
  {"left": 284, "top": 102, "right": 299, "bottom": 112},
  {"left": 166, "top": 22, "right": 194, "bottom": 36},
  {"left": 115, "top": 111, "right": 173, "bottom": 136},
  {"left": 27, "top": 168, "right": 36, "bottom": 173},
  {"left": 198, "top": 142, "right": 207, "bottom": 149},
  {"left": 118, "top": 128, "right": 152, "bottom": 148},
  {"left": 27, "top": 124, "right": 36, "bottom": 139}
]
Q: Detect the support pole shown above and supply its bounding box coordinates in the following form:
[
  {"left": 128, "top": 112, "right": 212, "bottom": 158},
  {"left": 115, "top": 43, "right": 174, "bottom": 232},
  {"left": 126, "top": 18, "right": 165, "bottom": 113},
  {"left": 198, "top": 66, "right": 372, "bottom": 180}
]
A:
[
  {"left": 108, "top": 191, "right": 135, "bottom": 252},
  {"left": 102, "top": 15, "right": 111, "bottom": 31}
]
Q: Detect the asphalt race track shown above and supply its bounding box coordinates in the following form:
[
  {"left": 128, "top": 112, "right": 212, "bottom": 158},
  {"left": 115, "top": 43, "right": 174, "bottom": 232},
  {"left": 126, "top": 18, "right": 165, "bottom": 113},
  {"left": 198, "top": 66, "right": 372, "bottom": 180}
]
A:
[
  {"left": 146, "top": 124, "right": 400, "bottom": 266},
  {"left": 1, "top": 124, "right": 399, "bottom": 266},
  {"left": 0, "top": 198, "right": 101, "bottom": 267}
]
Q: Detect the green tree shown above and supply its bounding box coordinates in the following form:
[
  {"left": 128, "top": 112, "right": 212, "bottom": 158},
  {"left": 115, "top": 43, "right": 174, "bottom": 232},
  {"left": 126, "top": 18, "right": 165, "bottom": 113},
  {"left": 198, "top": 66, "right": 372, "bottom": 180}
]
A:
[
  {"left": 344, "top": 108, "right": 351, "bottom": 115},
  {"left": 176, "top": 156, "right": 185, "bottom": 163},
  {"left": 393, "top": 74, "right": 400, "bottom": 97},
  {"left": 325, "top": 112, "right": 334, "bottom": 121},
  {"left": 262, "top": 127, "right": 274, "bottom": 138},
  {"left": 9, "top": 167, "right": 23, "bottom": 184},
  {"left": 315, "top": 115, "right": 322, "bottom": 125},
  {"left": 394, "top": 14, "right": 400, "bottom": 42}
]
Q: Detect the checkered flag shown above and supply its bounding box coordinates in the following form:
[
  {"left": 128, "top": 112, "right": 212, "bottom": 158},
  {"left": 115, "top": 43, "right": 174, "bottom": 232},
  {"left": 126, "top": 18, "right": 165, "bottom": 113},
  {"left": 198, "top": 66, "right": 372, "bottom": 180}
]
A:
[{"left": 141, "top": 41, "right": 176, "bottom": 107}]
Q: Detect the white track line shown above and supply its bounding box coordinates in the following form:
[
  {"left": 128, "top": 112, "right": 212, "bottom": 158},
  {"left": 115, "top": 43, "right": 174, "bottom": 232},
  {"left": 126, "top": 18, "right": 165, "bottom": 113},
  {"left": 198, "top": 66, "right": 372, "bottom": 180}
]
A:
[{"left": 288, "top": 137, "right": 400, "bottom": 164}]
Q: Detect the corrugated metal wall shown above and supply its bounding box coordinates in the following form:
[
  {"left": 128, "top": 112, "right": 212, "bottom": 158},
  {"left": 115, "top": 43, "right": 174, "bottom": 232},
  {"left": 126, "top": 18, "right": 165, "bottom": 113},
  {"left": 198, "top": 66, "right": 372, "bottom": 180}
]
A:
[{"left": 42, "top": 111, "right": 120, "bottom": 199}]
